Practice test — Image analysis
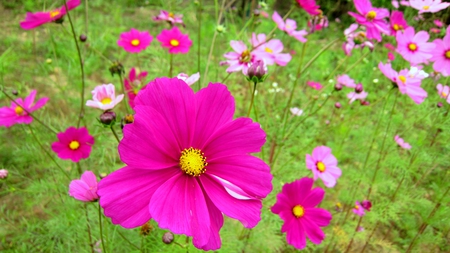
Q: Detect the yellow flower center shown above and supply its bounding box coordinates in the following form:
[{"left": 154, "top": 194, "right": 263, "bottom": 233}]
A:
[
  {"left": 50, "top": 10, "right": 60, "bottom": 18},
  {"left": 169, "top": 12, "right": 175, "bottom": 18},
  {"left": 131, "top": 39, "right": 140, "bottom": 46},
  {"left": 355, "top": 205, "right": 360, "bottom": 209},
  {"left": 442, "top": 92, "right": 448, "bottom": 97},
  {"left": 69, "top": 141, "right": 80, "bottom": 150},
  {"left": 170, "top": 39, "right": 180, "bottom": 47},
  {"left": 423, "top": 5, "right": 429, "bottom": 10},
  {"left": 398, "top": 75, "right": 406, "bottom": 83},
  {"left": 14, "top": 106, "right": 24, "bottom": 115},
  {"left": 292, "top": 205, "right": 305, "bottom": 218},
  {"left": 265, "top": 47, "right": 273, "bottom": 53},
  {"left": 179, "top": 147, "right": 207, "bottom": 176},
  {"left": 240, "top": 50, "right": 251, "bottom": 62},
  {"left": 366, "top": 11, "right": 376, "bottom": 20},
  {"left": 316, "top": 161, "right": 326, "bottom": 172},
  {"left": 101, "top": 98, "right": 112, "bottom": 104},
  {"left": 408, "top": 43, "right": 417, "bottom": 51},
  {"left": 285, "top": 25, "right": 291, "bottom": 29},
  {"left": 393, "top": 24, "right": 403, "bottom": 31},
  {"left": 445, "top": 50, "right": 450, "bottom": 59}
]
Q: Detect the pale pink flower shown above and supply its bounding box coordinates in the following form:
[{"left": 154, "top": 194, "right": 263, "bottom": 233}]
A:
[
  {"left": 434, "top": 20, "right": 444, "bottom": 27},
  {"left": 394, "top": 135, "right": 411, "bottom": 149},
  {"left": 347, "top": 91, "right": 368, "bottom": 103},
  {"left": 431, "top": 28, "right": 450, "bottom": 76},
  {"left": 410, "top": 0, "right": 450, "bottom": 13},
  {"left": 408, "top": 66, "right": 429, "bottom": 80},
  {"left": 337, "top": 74, "right": 356, "bottom": 88},
  {"left": 153, "top": 10, "right": 184, "bottom": 26},
  {"left": 353, "top": 201, "right": 366, "bottom": 216},
  {"left": 343, "top": 24, "right": 374, "bottom": 56},
  {"left": 305, "top": 146, "right": 342, "bottom": 188},
  {"left": 436, "top": 84, "right": 450, "bottom": 103},
  {"left": 290, "top": 107, "right": 303, "bottom": 116},
  {"left": 223, "top": 41, "right": 256, "bottom": 73},
  {"left": 348, "top": 0, "right": 390, "bottom": 42},
  {"left": 251, "top": 33, "right": 292, "bottom": 66},
  {"left": 86, "top": 84, "right": 124, "bottom": 111},
  {"left": 396, "top": 27, "right": 435, "bottom": 65},
  {"left": 272, "top": 11, "right": 308, "bottom": 43},
  {"left": 69, "top": 171, "right": 99, "bottom": 202},
  {"left": 176, "top": 72, "right": 200, "bottom": 86},
  {"left": 307, "top": 81, "right": 323, "bottom": 90},
  {"left": 0, "top": 169, "right": 8, "bottom": 179}
]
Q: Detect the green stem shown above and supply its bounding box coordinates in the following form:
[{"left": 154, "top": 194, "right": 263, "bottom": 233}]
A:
[
  {"left": 169, "top": 54, "right": 173, "bottom": 77},
  {"left": 84, "top": 0, "right": 89, "bottom": 34},
  {"left": 111, "top": 126, "right": 120, "bottom": 143},
  {"left": 247, "top": 82, "right": 257, "bottom": 117},
  {"left": 117, "top": 73, "right": 130, "bottom": 114},
  {"left": 197, "top": 0, "right": 203, "bottom": 90},
  {"left": 98, "top": 203, "right": 107, "bottom": 253},
  {"left": 344, "top": 215, "right": 363, "bottom": 253},
  {"left": 117, "top": 231, "right": 140, "bottom": 250},
  {"left": 84, "top": 203, "right": 95, "bottom": 253}
]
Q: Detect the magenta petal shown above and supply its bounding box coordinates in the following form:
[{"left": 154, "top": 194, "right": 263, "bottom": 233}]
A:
[
  {"left": 302, "top": 217, "right": 326, "bottom": 244},
  {"left": 30, "top": 97, "right": 49, "bottom": 111},
  {"left": 24, "top": 90, "right": 37, "bottom": 108},
  {"left": 198, "top": 194, "right": 224, "bottom": 250},
  {"left": 149, "top": 174, "right": 210, "bottom": 247},
  {"left": 285, "top": 219, "right": 307, "bottom": 250},
  {"left": 304, "top": 208, "right": 332, "bottom": 227},
  {"left": 69, "top": 180, "right": 90, "bottom": 201},
  {"left": 98, "top": 167, "right": 179, "bottom": 228},
  {"left": 302, "top": 188, "right": 325, "bottom": 208}
]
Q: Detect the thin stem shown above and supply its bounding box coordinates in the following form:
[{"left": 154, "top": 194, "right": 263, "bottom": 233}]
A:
[
  {"left": 117, "top": 231, "right": 140, "bottom": 250},
  {"left": 344, "top": 215, "right": 363, "bottom": 253},
  {"left": 84, "top": 0, "right": 89, "bottom": 34},
  {"left": 98, "top": 203, "right": 107, "bottom": 253},
  {"left": 111, "top": 126, "right": 120, "bottom": 143},
  {"left": 197, "top": 0, "right": 203, "bottom": 89},
  {"left": 247, "top": 82, "right": 257, "bottom": 117},
  {"left": 84, "top": 203, "right": 95, "bottom": 253},
  {"left": 169, "top": 54, "right": 173, "bottom": 77},
  {"left": 221, "top": 73, "right": 231, "bottom": 83},
  {"left": 117, "top": 73, "right": 130, "bottom": 114}
]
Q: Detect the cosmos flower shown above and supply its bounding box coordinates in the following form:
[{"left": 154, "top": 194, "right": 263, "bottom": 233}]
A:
[
  {"left": 86, "top": 84, "right": 124, "bottom": 111},
  {"left": 0, "top": 169, "right": 8, "bottom": 179},
  {"left": 307, "top": 81, "right": 323, "bottom": 90},
  {"left": 153, "top": 10, "right": 184, "bottom": 26},
  {"left": 348, "top": 0, "right": 390, "bottom": 42},
  {"left": 124, "top": 68, "right": 148, "bottom": 109},
  {"left": 347, "top": 91, "right": 368, "bottom": 103},
  {"left": 431, "top": 28, "right": 450, "bottom": 76},
  {"left": 390, "top": 11, "right": 408, "bottom": 35},
  {"left": 97, "top": 78, "right": 273, "bottom": 250},
  {"left": 271, "top": 177, "right": 332, "bottom": 250},
  {"left": 223, "top": 41, "right": 257, "bottom": 73},
  {"left": 251, "top": 33, "right": 292, "bottom": 66},
  {"left": 176, "top": 72, "right": 200, "bottom": 86},
  {"left": 69, "top": 171, "right": 99, "bottom": 202},
  {"left": 272, "top": 11, "right": 308, "bottom": 43},
  {"left": 296, "top": 0, "right": 321, "bottom": 15},
  {"left": 290, "top": 107, "right": 304, "bottom": 116},
  {"left": 436, "top": 83, "right": 450, "bottom": 102},
  {"left": 394, "top": 135, "right": 411, "bottom": 149},
  {"left": 51, "top": 127, "right": 95, "bottom": 163},
  {"left": 342, "top": 24, "right": 374, "bottom": 56},
  {"left": 117, "top": 28, "right": 153, "bottom": 54},
  {"left": 156, "top": 26, "right": 192, "bottom": 54},
  {"left": 409, "top": 0, "right": 450, "bottom": 13},
  {"left": 337, "top": 74, "right": 356, "bottom": 88},
  {"left": 396, "top": 27, "right": 435, "bottom": 65},
  {"left": 0, "top": 90, "right": 49, "bottom": 128},
  {"left": 353, "top": 201, "right": 366, "bottom": 216},
  {"left": 306, "top": 146, "right": 342, "bottom": 188},
  {"left": 20, "top": 0, "right": 81, "bottom": 30}
]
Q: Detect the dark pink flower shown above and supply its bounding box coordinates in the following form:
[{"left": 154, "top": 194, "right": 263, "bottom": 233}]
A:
[
  {"left": 385, "top": 43, "right": 396, "bottom": 51},
  {"left": 51, "top": 127, "right": 95, "bottom": 163},
  {"left": 0, "top": 90, "right": 49, "bottom": 128},
  {"left": 410, "top": 0, "right": 450, "bottom": 13},
  {"left": 431, "top": 29, "right": 450, "bottom": 76},
  {"left": 434, "top": 19, "right": 444, "bottom": 27},
  {"left": 20, "top": 0, "right": 81, "bottom": 30},
  {"left": 296, "top": 0, "right": 321, "bottom": 15},
  {"left": 117, "top": 29, "right": 153, "bottom": 54},
  {"left": 153, "top": 10, "right": 184, "bottom": 26},
  {"left": 307, "top": 81, "right": 323, "bottom": 90},
  {"left": 306, "top": 146, "right": 342, "bottom": 188},
  {"left": 361, "top": 200, "right": 372, "bottom": 211},
  {"left": 156, "top": 26, "right": 192, "bottom": 54},
  {"left": 97, "top": 78, "right": 273, "bottom": 250},
  {"left": 388, "top": 52, "right": 395, "bottom": 61},
  {"left": 348, "top": 0, "right": 390, "bottom": 42},
  {"left": 69, "top": 171, "right": 99, "bottom": 202},
  {"left": 271, "top": 177, "right": 332, "bottom": 250},
  {"left": 394, "top": 135, "right": 411, "bottom": 149},
  {"left": 390, "top": 11, "right": 409, "bottom": 35},
  {"left": 124, "top": 68, "right": 148, "bottom": 109},
  {"left": 308, "top": 14, "right": 329, "bottom": 33},
  {"left": 396, "top": 27, "right": 435, "bottom": 65},
  {"left": 353, "top": 201, "right": 366, "bottom": 216}
]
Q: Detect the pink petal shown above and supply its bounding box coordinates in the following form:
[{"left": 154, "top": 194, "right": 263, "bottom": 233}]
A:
[
  {"left": 285, "top": 219, "right": 307, "bottom": 250},
  {"left": 302, "top": 217, "right": 326, "bottom": 244},
  {"left": 304, "top": 208, "right": 332, "bottom": 227},
  {"left": 302, "top": 188, "right": 325, "bottom": 208}
]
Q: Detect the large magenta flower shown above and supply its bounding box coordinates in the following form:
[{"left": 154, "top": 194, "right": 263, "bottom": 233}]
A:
[
  {"left": 156, "top": 26, "right": 192, "bottom": 54},
  {"left": 348, "top": 0, "right": 390, "bottom": 42},
  {"left": 271, "top": 177, "right": 332, "bottom": 250},
  {"left": 117, "top": 29, "right": 153, "bottom": 54},
  {"left": 0, "top": 90, "right": 49, "bottom": 128},
  {"left": 306, "top": 146, "right": 341, "bottom": 188},
  {"left": 51, "top": 127, "right": 95, "bottom": 163},
  {"left": 98, "top": 78, "right": 273, "bottom": 250},
  {"left": 396, "top": 27, "right": 435, "bottom": 65},
  {"left": 431, "top": 29, "right": 450, "bottom": 76},
  {"left": 20, "top": 0, "right": 81, "bottom": 30}
]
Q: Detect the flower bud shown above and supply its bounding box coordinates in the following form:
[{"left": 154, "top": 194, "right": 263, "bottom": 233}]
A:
[
  {"left": 246, "top": 60, "right": 267, "bottom": 83},
  {"left": 335, "top": 102, "right": 341, "bottom": 109},
  {"left": 162, "top": 232, "right": 174, "bottom": 244},
  {"left": 79, "top": 34, "right": 87, "bottom": 42},
  {"left": 437, "top": 102, "right": 443, "bottom": 108},
  {"left": 11, "top": 89, "right": 18, "bottom": 96},
  {"left": 361, "top": 200, "right": 372, "bottom": 211},
  {"left": 253, "top": 9, "right": 260, "bottom": 16},
  {"left": 0, "top": 169, "right": 8, "bottom": 179},
  {"left": 216, "top": 25, "right": 226, "bottom": 33},
  {"left": 334, "top": 83, "right": 342, "bottom": 91},
  {"left": 109, "top": 61, "right": 125, "bottom": 77},
  {"left": 355, "top": 83, "right": 363, "bottom": 93},
  {"left": 360, "top": 100, "right": 370, "bottom": 106},
  {"left": 140, "top": 222, "right": 153, "bottom": 236},
  {"left": 100, "top": 111, "right": 116, "bottom": 126}
]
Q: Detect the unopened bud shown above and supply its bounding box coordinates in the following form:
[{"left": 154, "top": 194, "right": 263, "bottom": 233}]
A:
[
  {"left": 99, "top": 173, "right": 108, "bottom": 179},
  {"left": 253, "top": 9, "right": 260, "bottom": 16},
  {"left": 80, "top": 34, "right": 87, "bottom": 42},
  {"left": 361, "top": 200, "right": 372, "bottom": 211},
  {"left": 355, "top": 84, "right": 363, "bottom": 93},
  {"left": 216, "top": 25, "right": 226, "bottom": 33},
  {"left": 360, "top": 100, "right": 370, "bottom": 106},
  {"left": 100, "top": 111, "right": 116, "bottom": 125},
  {"left": 11, "top": 90, "right": 18, "bottom": 96},
  {"left": 246, "top": 60, "right": 267, "bottom": 83},
  {"left": 437, "top": 102, "right": 443, "bottom": 108},
  {"left": 109, "top": 61, "right": 125, "bottom": 77},
  {"left": 334, "top": 83, "right": 342, "bottom": 91},
  {"left": 335, "top": 102, "right": 341, "bottom": 109},
  {"left": 162, "top": 232, "right": 174, "bottom": 244}
]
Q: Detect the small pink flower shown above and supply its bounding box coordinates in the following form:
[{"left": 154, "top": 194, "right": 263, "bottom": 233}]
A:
[
  {"left": 176, "top": 72, "right": 200, "bottom": 86},
  {"left": 306, "top": 81, "right": 323, "bottom": 90},
  {"left": 343, "top": 24, "right": 374, "bottom": 55},
  {"left": 117, "top": 28, "right": 153, "bottom": 54},
  {"left": 348, "top": 0, "right": 390, "bottom": 42},
  {"left": 390, "top": 11, "right": 409, "bottom": 35},
  {"left": 69, "top": 171, "right": 99, "bottom": 202},
  {"left": 290, "top": 107, "right": 303, "bottom": 116},
  {"left": 388, "top": 52, "right": 395, "bottom": 61},
  {"left": 0, "top": 90, "right": 49, "bottom": 128},
  {"left": 308, "top": 14, "right": 329, "bottom": 33},
  {"left": 353, "top": 201, "right": 366, "bottom": 216},
  {"left": 430, "top": 28, "right": 441, "bottom": 34},
  {"left": 51, "top": 127, "right": 95, "bottom": 163},
  {"left": 431, "top": 29, "right": 450, "bottom": 76},
  {"left": 86, "top": 84, "right": 124, "bottom": 111},
  {"left": 251, "top": 33, "right": 292, "bottom": 66},
  {"left": 394, "top": 135, "right": 411, "bottom": 149},
  {"left": 156, "top": 26, "right": 192, "bottom": 54},
  {"left": 410, "top": 0, "right": 450, "bottom": 13},
  {"left": 306, "top": 146, "right": 342, "bottom": 188},
  {"left": 347, "top": 91, "right": 368, "bottom": 103},
  {"left": 124, "top": 68, "right": 148, "bottom": 109},
  {"left": 272, "top": 11, "right": 308, "bottom": 43},
  {"left": 436, "top": 84, "right": 450, "bottom": 102},
  {"left": 296, "top": 0, "right": 321, "bottom": 15},
  {"left": 385, "top": 43, "right": 396, "bottom": 51},
  {"left": 337, "top": 74, "right": 356, "bottom": 88},
  {"left": 0, "top": 169, "right": 8, "bottom": 179},
  {"left": 392, "top": 0, "right": 400, "bottom": 8},
  {"left": 434, "top": 20, "right": 443, "bottom": 27},
  {"left": 271, "top": 177, "right": 332, "bottom": 250},
  {"left": 358, "top": 226, "right": 365, "bottom": 232},
  {"left": 396, "top": 27, "right": 435, "bottom": 65},
  {"left": 153, "top": 10, "right": 184, "bottom": 26},
  {"left": 223, "top": 41, "right": 256, "bottom": 73},
  {"left": 20, "top": 0, "right": 81, "bottom": 30}
]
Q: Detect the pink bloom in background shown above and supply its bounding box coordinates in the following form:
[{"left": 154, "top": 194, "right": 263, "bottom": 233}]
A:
[
  {"left": 430, "top": 28, "right": 441, "bottom": 34},
  {"left": 353, "top": 201, "right": 366, "bottom": 216},
  {"left": 410, "top": 0, "right": 450, "bottom": 13},
  {"left": 307, "top": 81, "right": 323, "bottom": 90},
  {"left": 51, "top": 127, "right": 95, "bottom": 163},
  {"left": 436, "top": 84, "right": 450, "bottom": 102},
  {"left": 290, "top": 107, "right": 303, "bottom": 116},
  {"left": 69, "top": 171, "right": 99, "bottom": 202},
  {"left": 378, "top": 62, "right": 428, "bottom": 104},
  {"left": 251, "top": 33, "right": 292, "bottom": 66},
  {"left": 0, "top": 90, "right": 49, "bottom": 128},
  {"left": 431, "top": 29, "right": 450, "bottom": 76},
  {"left": 296, "top": 0, "right": 321, "bottom": 15},
  {"left": 308, "top": 14, "right": 329, "bottom": 33},
  {"left": 272, "top": 11, "right": 308, "bottom": 43},
  {"left": 361, "top": 200, "right": 372, "bottom": 211},
  {"left": 223, "top": 41, "right": 256, "bottom": 73},
  {"left": 347, "top": 91, "right": 368, "bottom": 103},
  {"left": 390, "top": 11, "right": 408, "bottom": 35},
  {"left": 306, "top": 146, "right": 342, "bottom": 188},
  {"left": 408, "top": 66, "right": 429, "bottom": 80},
  {"left": 396, "top": 27, "right": 435, "bottom": 65},
  {"left": 392, "top": 0, "right": 400, "bottom": 8},
  {"left": 337, "top": 74, "right": 356, "bottom": 88},
  {"left": 117, "top": 28, "right": 153, "bottom": 54},
  {"left": 153, "top": 10, "right": 184, "bottom": 26},
  {"left": 343, "top": 24, "right": 374, "bottom": 55},
  {"left": 434, "top": 20, "right": 443, "bottom": 27},
  {"left": 388, "top": 52, "right": 395, "bottom": 61},
  {"left": 176, "top": 72, "right": 200, "bottom": 86},
  {"left": 124, "top": 68, "right": 148, "bottom": 109},
  {"left": 271, "top": 178, "right": 332, "bottom": 250},
  {"left": 20, "top": 0, "right": 81, "bottom": 30},
  {"left": 97, "top": 78, "right": 273, "bottom": 250},
  {"left": 394, "top": 135, "right": 412, "bottom": 149},
  {"left": 385, "top": 43, "right": 396, "bottom": 51},
  {"left": 86, "top": 84, "right": 124, "bottom": 111},
  {"left": 0, "top": 169, "right": 8, "bottom": 179},
  {"left": 348, "top": 0, "right": 390, "bottom": 42},
  {"left": 156, "top": 26, "right": 192, "bottom": 54}
]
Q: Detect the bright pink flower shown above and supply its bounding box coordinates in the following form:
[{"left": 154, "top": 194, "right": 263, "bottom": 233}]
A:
[
  {"left": 361, "top": 200, "right": 372, "bottom": 211},
  {"left": 385, "top": 43, "right": 396, "bottom": 51},
  {"left": 348, "top": 0, "right": 390, "bottom": 42},
  {"left": 19, "top": 0, "right": 81, "bottom": 30},
  {"left": 251, "top": 33, "right": 292, "bottom": 66},
  {"left": 390, "top": 11, "right": 409, "bottom": 35},
  {"left": 117, "top": 28, "right": 153, "bottom": 54},
  {"left": 69, "top": 171, "right": 99, "bottom": 202},
  {"left": 347, "top": 91, "right": 368, "bottom": 103},
  {"left": 306, "top": 146, "right": 341, "bottom": 188},
  {"left": 296, "top": 0, "right": 321, "bottom": 15},
  {"left": 271, "top": 177, "right": 332, "bottom": 250},
  {"left": 223, "top": 41, "right": 256, "bottom": 73},
  {"left": 434, "top": 19, "right": 444, "bottom": 27},
  {"left": 86, "top": 84, "right": 124, "bottom": 111},
  {"left": 124, "top": 68, "right": 148, "bottom": 109},
  {"left": 176, "top": 72, "right": 200, "bottom": 86},
  {"left": 396, "top": 27, "right": 435, "bottom": 65},
  {"left": 0, "top": 169, "right": 8, "bottom": 179},
  {"left": 378, "top": 62, "right": 428, "bottom": 104},
  {"left": 410, "top": 0, "right": 450, "bottom": 13},
  {"left": 307, "top": 81, "right": 323, "bottom": 90},
  {"left": 153, "top": 10, "right": 184, "bottom": 26},
  {"left": 337, "top": 74, "right": 356, "bottom": 88},
  {"left": 436, "top": 83, "right": 450, "bottom": 102},
  {"left": 431, "top": 29, "right": 450, "bottom": 76},
  {"left": 97, "top": 78, "right": 272, "bottom": 250},
  {"left": 308, "top": 15, "right": 329, "bottom": 33},
  {"left": 343, "top": 24, "right": 374, "bottom": 55},
  {"left": 0, "top": 90, "right": 49, "bottom": 128},
  {"left": 388, "top": 52, "right": 395, "bottom": 61},
  {"left": 430, "top": 28, "right": 441, "bottom": 34},
  {"left": 51, "top": 127, "right": 95, "bottom": 163},
  {"left": 272, "top": 11, "right": 308, "bottom": 43},
  {"left": 394, "top": 135, "right": 411, "bottom": 149},
  {"left": 156, "top": 26, "right": 192, "bottom": 54},
  {"left": 353, "top": 201, "right": 366, "bottom": 216}
]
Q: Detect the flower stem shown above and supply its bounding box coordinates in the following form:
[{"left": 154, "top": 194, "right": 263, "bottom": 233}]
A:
[
  {"left": 344, "top": 215, "right": 363, "bottom": 253},
  {"left": 247, "top": 82, "right": 257, "bottom": 117},
  {"left": 197, "top": 0, "right": 203, "bottom": 90},
  {"left": 111, "top": 125, "right": 120, "bottom": 143},
  {"left": 117, "top": 73, "right": 130, "bottom": 114},
  {"left": 98, "top": 203, "right": 107, "bottom": 253},
  {"left": 169, "top": 54, "right": 173, "bottom": 77},
  {"left": 84, "top": 203, "right": 95, "bottom": 253},
  {"left": 117, "top": 231, "right": 140, "bottom": 250},
  {"left": 84, "top": 0, "right": 89, "bottom": 34}
]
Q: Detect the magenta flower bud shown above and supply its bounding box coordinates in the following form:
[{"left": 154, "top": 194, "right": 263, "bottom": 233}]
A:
[
  {"left": 334, "top": 82, "right": 343, "bottom": 91},
  {"left": 100, "top": 111, "right": 116, "bottom": 125},
  {"left": 360, "top": 100, "right": 370, "bottom": 106},
  {"left": 79, "top": 34, "right": 87, "bottom": 42},
  {"left": 437, "top": 102, "right": 443, "bottom": 108},
  {"left": 162, "top": 232, "right": 174, "bottom": 244},
  {"left": 247, "top": 60, "right": 267, "bottom": 83},
  {"left": 11, "top": 89, "right": 18, "bottom": 96},
  {"left": 361, "top": 200, "right": 372, "bottom": 211},
  {"left": 355, "top": 84, "right": 363, "bottom": 93},
  {"left": 335, "top": 102, "right": 341, "bottom": 109}
]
